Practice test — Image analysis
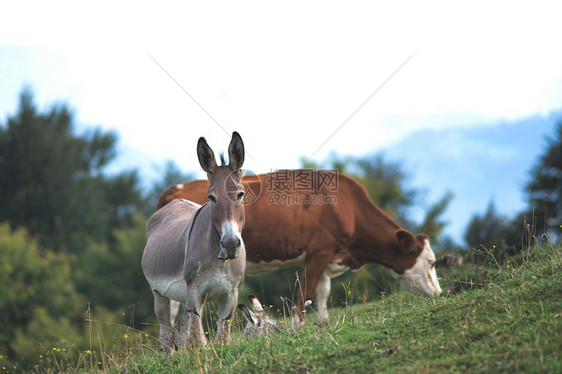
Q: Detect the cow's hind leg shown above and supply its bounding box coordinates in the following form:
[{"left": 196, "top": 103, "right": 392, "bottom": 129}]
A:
[
  {"left": 153, "top": 290, "right": 174, "bottom": 354},
  {"left": 293, "top": 252, "right": 333, "bottom": 329}
]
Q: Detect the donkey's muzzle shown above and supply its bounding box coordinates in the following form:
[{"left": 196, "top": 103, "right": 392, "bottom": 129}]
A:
[
  {"left": 218, "top": 236, "right": 242, "bottom": 260},
  {"left": 219, "top": 221, "right": 243, "bottom": 260}
]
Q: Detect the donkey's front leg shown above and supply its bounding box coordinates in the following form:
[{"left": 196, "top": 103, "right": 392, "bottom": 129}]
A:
[
  {"left": 185, "top": 310, "right": 206, "bottom": 348},
  {"left": 215, "top": 292, "right": 238, "bottom": 345},
  {"left": 184, "top": 294, "right": 206, "bottom": 348},
  {"left": 173, "top": 306, "right": 188, "bottom": 349}
]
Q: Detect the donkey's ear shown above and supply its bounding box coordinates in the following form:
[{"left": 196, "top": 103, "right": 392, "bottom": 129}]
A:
[
  {"left": 238, "top": 304, "right": 259, "bottom": 325},
  {"left": 197, "top": 137, "right": 217, "bottom": 174},
  {"left": 249, "top": 294, "right": 265, "bottom": 314},
  {"left": 228, "top": 131, "right": 245, "bottom": 171}
]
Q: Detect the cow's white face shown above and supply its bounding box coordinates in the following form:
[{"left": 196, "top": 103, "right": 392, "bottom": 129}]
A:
[{"left": 390, "top": 239, "right": 442, "bottom": 297}]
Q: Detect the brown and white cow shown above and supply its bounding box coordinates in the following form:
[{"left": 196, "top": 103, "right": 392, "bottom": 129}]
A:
[{"left": 157, "top": 170, "right": 442, "bottom": 327}]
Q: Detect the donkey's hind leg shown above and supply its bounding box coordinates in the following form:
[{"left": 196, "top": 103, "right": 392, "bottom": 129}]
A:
[
  {"left": 153, "top": 290, "right": 174, "bottom": 354},
  {"left": 170, "top": 300, "right": 181, "bottom": 324},
  {"left": 173, "top": 304, "right": 189, "bottom": 349}
]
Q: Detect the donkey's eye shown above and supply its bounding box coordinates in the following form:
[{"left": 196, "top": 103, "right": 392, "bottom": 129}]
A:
[
  {"left": 208, "top": 194, "right": 217, "bottom": 203},
  {"left": 236, "top": 191, "right": 245, "bottom": 202},
  {"left": 428, "top": 260, "right": 435, "bottom": 268}
]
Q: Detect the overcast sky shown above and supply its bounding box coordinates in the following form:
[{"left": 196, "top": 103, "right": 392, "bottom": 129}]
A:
[{"left": 2, "top": 1, "right": 561, "bottom": 174}]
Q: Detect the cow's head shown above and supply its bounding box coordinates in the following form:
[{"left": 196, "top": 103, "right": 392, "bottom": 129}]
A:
[{"left": 390, "top": 230, "right": 442, "bottom": 297}]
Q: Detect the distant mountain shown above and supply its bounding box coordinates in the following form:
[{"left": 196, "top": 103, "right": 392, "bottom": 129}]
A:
[{"left": 381, "top": 111, "right": 561, "bottom": 245}]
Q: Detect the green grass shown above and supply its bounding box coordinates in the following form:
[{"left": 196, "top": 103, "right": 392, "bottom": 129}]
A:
[{"left": 15, "top": 244, "right": 562, "bottom": 373}]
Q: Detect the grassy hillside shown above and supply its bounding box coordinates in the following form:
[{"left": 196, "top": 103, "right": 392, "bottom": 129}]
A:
[{"left": 23, "top": 244, "right": 561, "bottom": 373}]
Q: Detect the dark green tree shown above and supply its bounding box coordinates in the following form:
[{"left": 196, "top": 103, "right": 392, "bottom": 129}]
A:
[
  {"left": 74, "top": 215, "right": 153, "bottom": 329},
  {"left": 103, "top": 170, "right": 146, "bottom": 239},
  {"left": 416, "top": 191, "right": 454, "bottom": 241},
  {"left": 0, "top": 223, "right": 82, "bottom": 361},
  {"left": 0, "top": 87, "right": 144, "bottom": 253},
  {"left": 466, "top": 201, "right": 499, "bottom": 248},
  {"left": 464, "top": 201, "right": 522, "bottom": 261},
  {"left": 527, "top": 121, "right": 561, "bottom": 241},
  {"left": 354, "top": 153, "right": 419, "bottom": 227}
]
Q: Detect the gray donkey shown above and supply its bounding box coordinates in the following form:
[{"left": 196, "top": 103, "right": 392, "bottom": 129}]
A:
[{"left": 142, "top": 132, "right": 246, "bottom": 352}]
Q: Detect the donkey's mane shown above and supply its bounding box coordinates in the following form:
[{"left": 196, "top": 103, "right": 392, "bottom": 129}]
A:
[{"left": 219, "top": 153, "right": 227, "bottom": 166}]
